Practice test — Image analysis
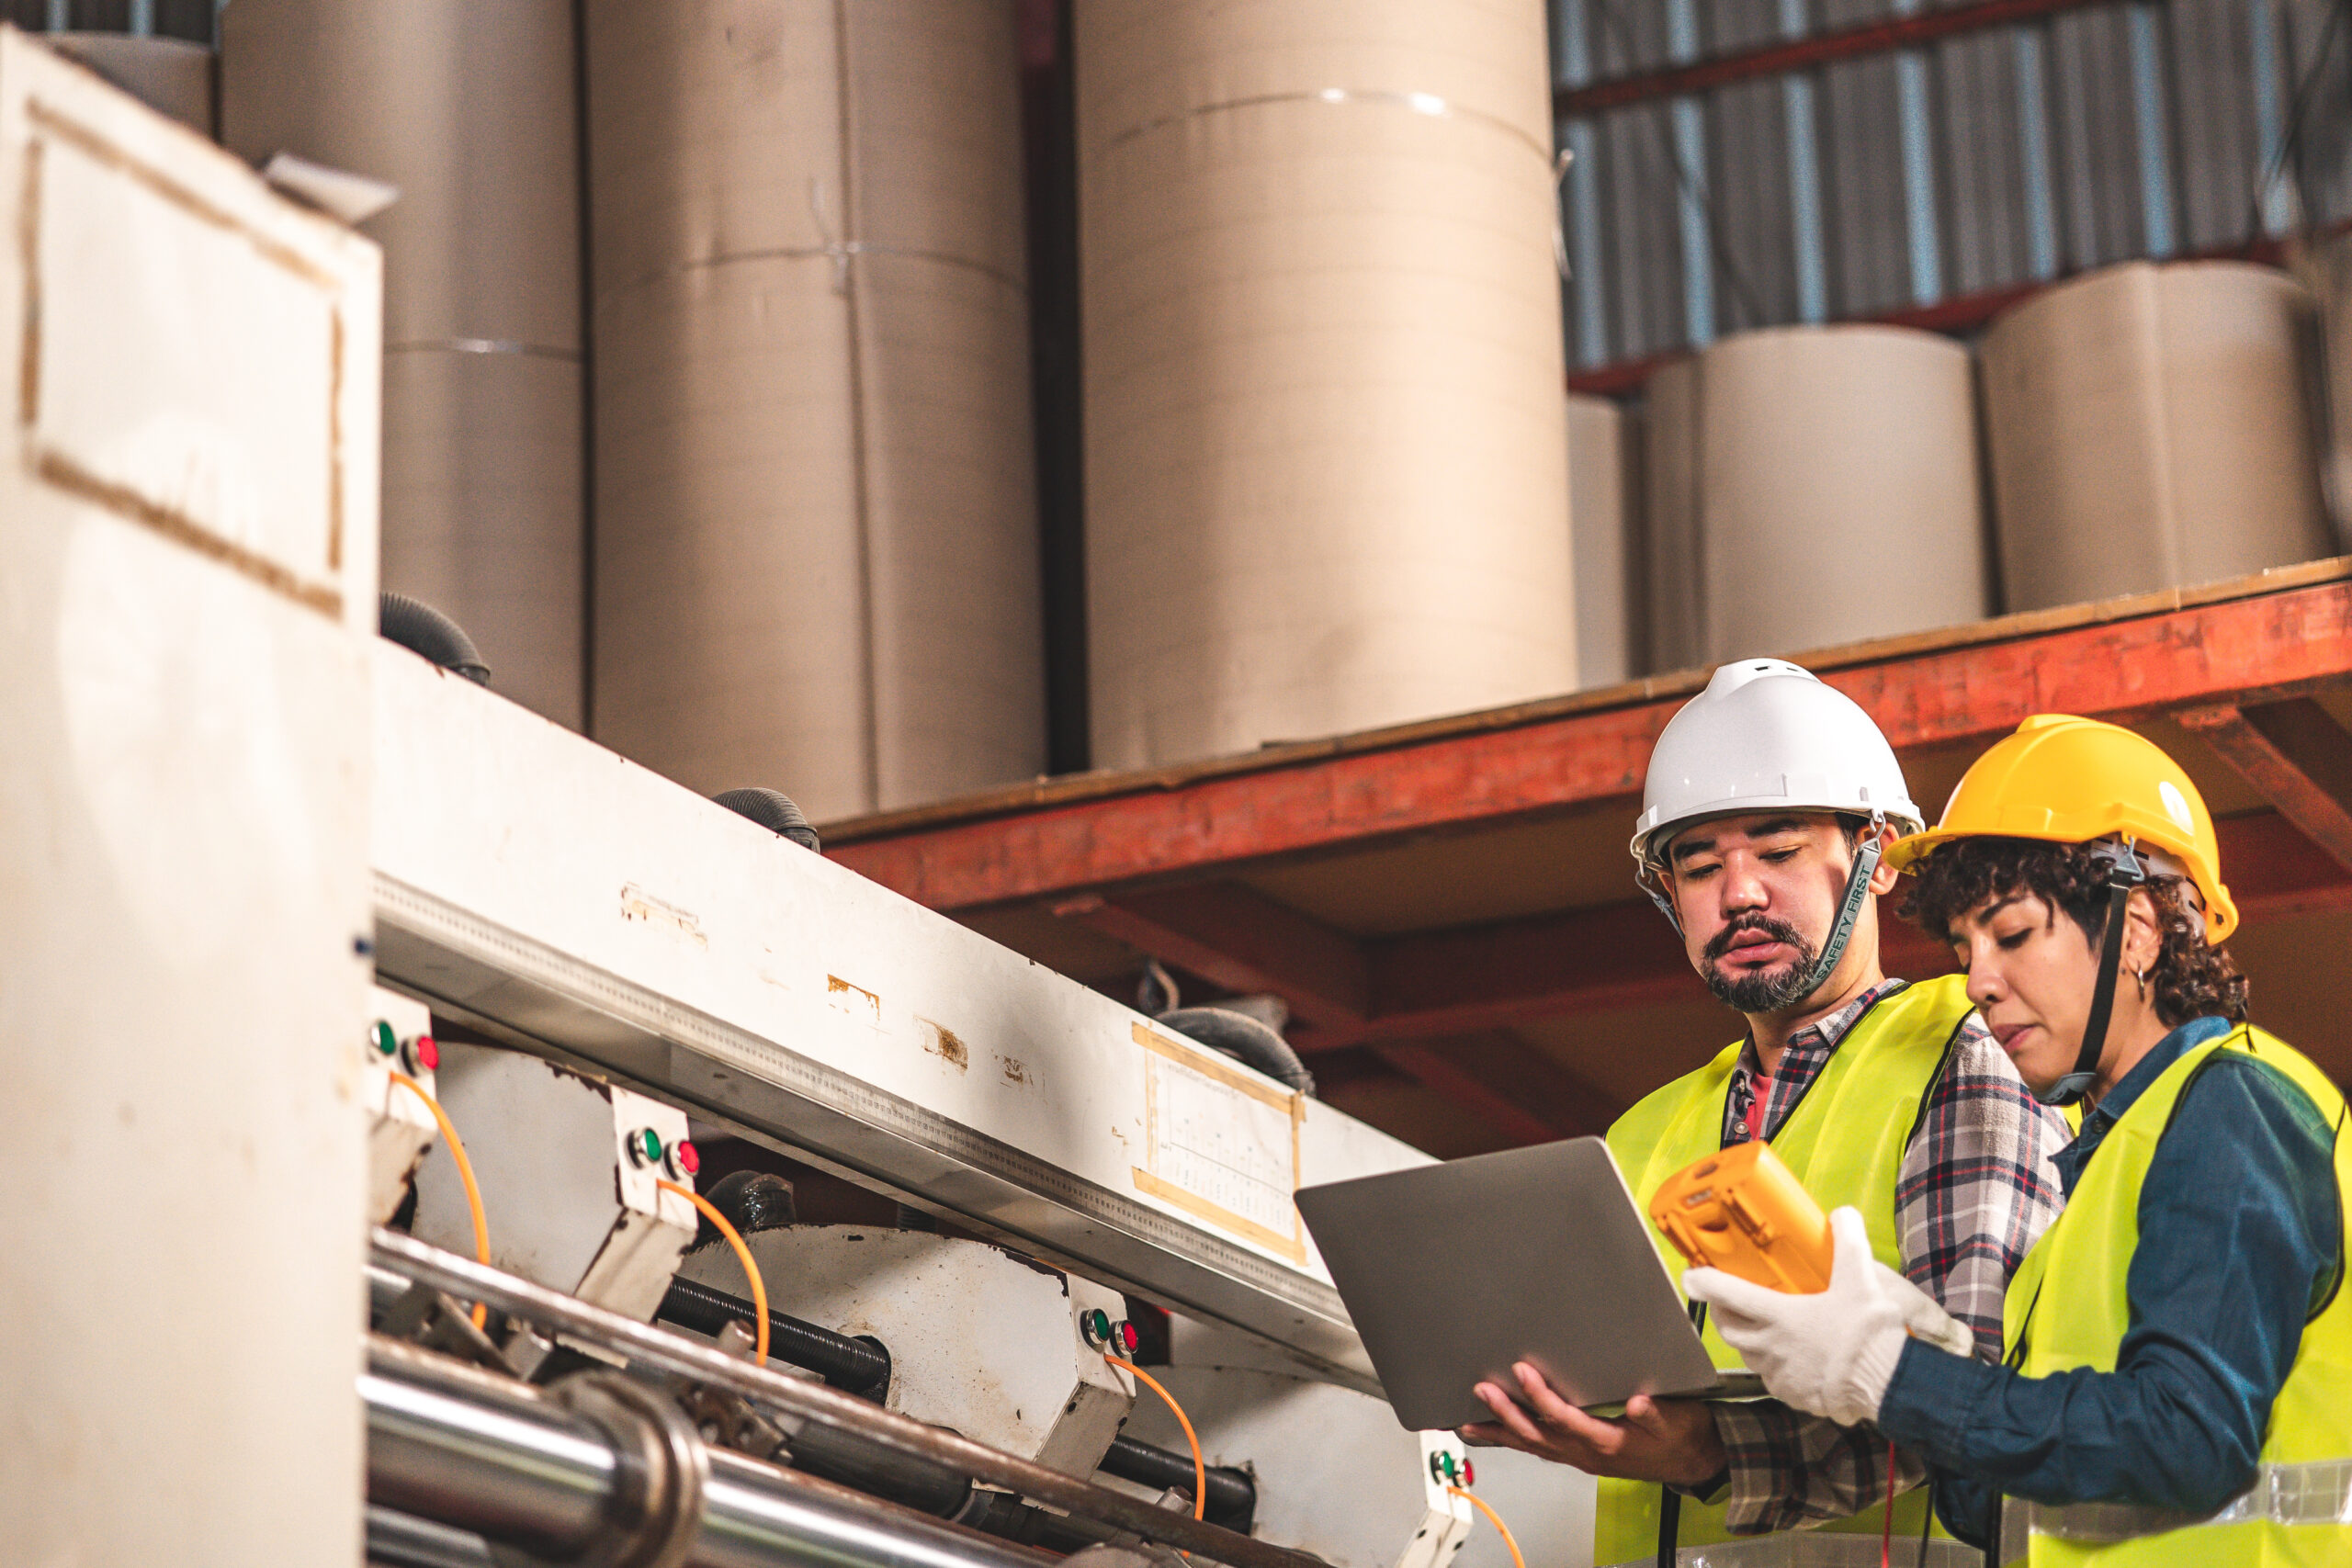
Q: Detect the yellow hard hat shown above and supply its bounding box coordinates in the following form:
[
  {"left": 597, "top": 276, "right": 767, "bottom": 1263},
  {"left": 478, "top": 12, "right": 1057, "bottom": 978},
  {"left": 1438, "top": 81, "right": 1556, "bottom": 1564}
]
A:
[{"left": 1884, "top": 715, "right": 2238, "bottom": 942}]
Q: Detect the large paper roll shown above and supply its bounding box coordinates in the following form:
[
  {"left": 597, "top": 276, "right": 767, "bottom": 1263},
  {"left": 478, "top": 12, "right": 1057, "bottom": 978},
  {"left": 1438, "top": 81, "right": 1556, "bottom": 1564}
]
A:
[
  {"left": 1568, "top": 393, "right": 1640, "bottom": 687},
  {"left": 1983, "top": 261, "right": 2333, "bottom": 610},
  {"left": 41, "top": 34, "right": 212, "bottom": 137},
  {"left": 1080, "top": 0, "right": 1575, "bottom": 768},
  {"left": 379, "top": 351, "right": 583, "bottom": 723},
  {"left": 1645, "top": 326, "right": 1987, "bottom": 671},
  {"left": 221, "top": 0, "right": 585, "bottom": 727},
  {"left": 584, "top": 0, "right": 1042, "bottom": 818},
  {"left": 2300, "top": 234, "right": 2352, "bottom": 545}
]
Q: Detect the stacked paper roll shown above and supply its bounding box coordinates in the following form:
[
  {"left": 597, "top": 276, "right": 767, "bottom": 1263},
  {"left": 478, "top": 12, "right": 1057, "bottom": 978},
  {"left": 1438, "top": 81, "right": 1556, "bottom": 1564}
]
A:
[
  {"left": 1643, "top": 357, "right": 1703, "bottom": 672},
  {"left": 42, "top": 33, "right": 212, "bottom": 137},
  {"left": 2298, "top": 235, "right": 2352, "bottom": 545},
  {"left": 1568, "top": 393, "right": 1641, "bottom": 687},
  {"left": 1079, "top": 0, "right": 1575, "bottom": 768},
  {"left": 1645, "top": 326, "right": 1987, "bottom": 671},
  {"left": 1982, "top": 261, "right": 2333, "bottom": 610},
  {"left": 585, "top": 0, "right": 1041, "bottom": 818},
  {"left": 223, "top": 0, "right": 585, "bottom": 728}
]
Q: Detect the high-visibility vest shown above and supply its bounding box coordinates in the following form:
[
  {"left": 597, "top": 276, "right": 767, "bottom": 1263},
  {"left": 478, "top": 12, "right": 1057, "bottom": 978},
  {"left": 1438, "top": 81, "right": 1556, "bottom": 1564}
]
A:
[
  {"left": 1593, "top": 976, "right": 1976, "bottom": 1568},
  {"left": 1996, "top": 1025, "right": 2352, "bottom": 1568}
]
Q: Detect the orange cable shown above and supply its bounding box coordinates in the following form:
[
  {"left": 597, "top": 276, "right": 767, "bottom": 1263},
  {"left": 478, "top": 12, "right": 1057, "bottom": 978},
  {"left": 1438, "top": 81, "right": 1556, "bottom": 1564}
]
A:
[
  {"left": 389, "top": 1071, "right": 490, "bottom": 1331},
  {"left": 1447, "top": 1485, "right": 1526, "bottom": 1568},
  {"left": 1106, "top": 1354, "right": 1205, "bottom": 1524},
  {"left": 659, "top": 1178, "right": 768, "bottom": 1367}
]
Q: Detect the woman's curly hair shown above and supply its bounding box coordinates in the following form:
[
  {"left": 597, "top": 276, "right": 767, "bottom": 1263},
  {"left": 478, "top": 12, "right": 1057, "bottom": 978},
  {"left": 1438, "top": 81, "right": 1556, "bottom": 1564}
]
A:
[{"left": 1900, "top": 836, "right": 2248, "bottom": 1028}]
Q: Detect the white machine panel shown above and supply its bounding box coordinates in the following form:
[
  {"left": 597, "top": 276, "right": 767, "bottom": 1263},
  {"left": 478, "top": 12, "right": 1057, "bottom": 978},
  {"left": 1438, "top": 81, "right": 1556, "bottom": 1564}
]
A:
[
  {"left": 681, "top": 1227, "right": 1137, "bottom": 1475},
  {"left": 0, "top": 28, "right": 380, "bottom": 1562},
  {"left": 371, "top": 648, "right": 1430, "bottom": 1383},
  {"left": 366, "top": 985, "right": 437, "bottom": 1224},
  {"left": 412, "top": 1041, "right": 696, "bottom": 1321}
]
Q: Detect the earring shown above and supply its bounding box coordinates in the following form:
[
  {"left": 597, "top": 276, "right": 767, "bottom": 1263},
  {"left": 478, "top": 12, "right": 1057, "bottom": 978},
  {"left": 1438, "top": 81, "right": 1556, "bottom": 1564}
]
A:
[{"left": 2134, "top": 967, "right": 2150, "bottom": 998}]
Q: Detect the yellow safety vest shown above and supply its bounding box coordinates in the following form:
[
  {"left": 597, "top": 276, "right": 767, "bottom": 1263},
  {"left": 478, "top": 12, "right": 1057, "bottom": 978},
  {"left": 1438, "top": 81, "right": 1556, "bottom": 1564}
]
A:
[
  {"left": 1997, "top": 1025, "right": 2352, "bottom": 1568},
  {"left": 1593, "top": 975, "right": 1976, "bottom": 1568}
]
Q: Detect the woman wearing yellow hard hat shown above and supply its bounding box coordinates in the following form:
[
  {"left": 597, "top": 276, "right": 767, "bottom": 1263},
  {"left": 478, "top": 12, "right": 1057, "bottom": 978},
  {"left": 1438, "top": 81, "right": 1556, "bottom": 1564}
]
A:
[{"left": 1684, "top": 715, "right": 2350, "bottom": 1565}]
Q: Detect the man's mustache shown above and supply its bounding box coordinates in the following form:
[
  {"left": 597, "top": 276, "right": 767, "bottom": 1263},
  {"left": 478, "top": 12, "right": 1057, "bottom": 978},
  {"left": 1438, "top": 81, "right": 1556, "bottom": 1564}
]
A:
[{"left": 1702, "top": 914, "right": 1809, "bottom": 963}]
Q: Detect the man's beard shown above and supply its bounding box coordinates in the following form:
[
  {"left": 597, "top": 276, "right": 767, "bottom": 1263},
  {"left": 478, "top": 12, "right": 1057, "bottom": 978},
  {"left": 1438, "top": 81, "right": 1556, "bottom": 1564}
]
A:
[{"left": 1699, "top": 915, "right": 1823, "bottom": 1013}]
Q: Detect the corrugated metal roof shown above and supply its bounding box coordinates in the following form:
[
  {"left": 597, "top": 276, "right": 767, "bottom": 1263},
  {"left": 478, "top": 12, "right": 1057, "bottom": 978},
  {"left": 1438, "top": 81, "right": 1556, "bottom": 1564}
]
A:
[{"left": 1554, "top": 0, "right": 2352, "bottom": 368}]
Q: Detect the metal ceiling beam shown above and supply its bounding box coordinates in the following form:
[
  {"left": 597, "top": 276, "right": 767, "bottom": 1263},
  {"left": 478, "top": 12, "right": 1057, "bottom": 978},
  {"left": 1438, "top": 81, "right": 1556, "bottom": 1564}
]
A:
[
  {"left": 1555, "top": 0, "right": 2119, "bottom": 118},
  {"left": 2221, "top": 802, "right": 2352, "bottom": 919},
  {"left": 830, "top": 578, "right": 2352, "bottom": 912},
  {"left": 2180, "top": 701, "right": 2352, "bottom": 874},
  {"left": 1434, "top": 1033, "right": 1629, "bottom": 1137},
  {"left": 1056, "top": 813, "right": 2352, "bottom": 1049},
  {"left": 1352, "top": 813, "right": 2347, "bottom": 1041},
  {"left": 1333, "top": 1035, "right": 1629, "bottom": 1147},
  {"left": 1050, "top": 883, "right": 1371, "bottom": 1032},
  {"left": 1360, "top": 902, "right": 1688, "bottom": 1041},
  {"left": 1369, "top": 1043, "right": 1567, "bottom": 1145}
]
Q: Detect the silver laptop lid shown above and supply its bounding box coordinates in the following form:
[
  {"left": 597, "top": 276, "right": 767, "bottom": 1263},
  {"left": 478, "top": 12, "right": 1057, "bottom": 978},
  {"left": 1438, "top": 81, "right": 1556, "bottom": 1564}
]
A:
[{"left": 1296, "top": 1136, "right": 1729, "bottom": 1431}]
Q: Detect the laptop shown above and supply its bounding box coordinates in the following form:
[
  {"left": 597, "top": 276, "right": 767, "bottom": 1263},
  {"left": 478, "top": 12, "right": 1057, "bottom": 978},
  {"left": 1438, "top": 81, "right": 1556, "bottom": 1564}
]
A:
[{"left": 1295, "top": 1136, "right": 1762, "bottom": 1431}]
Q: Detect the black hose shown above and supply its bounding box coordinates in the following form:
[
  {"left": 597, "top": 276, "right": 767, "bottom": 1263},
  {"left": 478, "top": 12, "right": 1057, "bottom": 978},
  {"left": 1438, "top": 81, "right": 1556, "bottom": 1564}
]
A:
[
  {"left": 1100, "top": 1435, "right": 1255, "bottom": 1534},
  {"left": 655, "top": 1276, "right": 891, "bottom": 1401},
  {"left": 1152, "top": 1009, "right": 1316, "bottom": 1097},
  {"left": 714, "top": 788, "right": 821, "bottom": 852},
  {"left": 379, "top": 592, "right": 490, "bottom": 685}
]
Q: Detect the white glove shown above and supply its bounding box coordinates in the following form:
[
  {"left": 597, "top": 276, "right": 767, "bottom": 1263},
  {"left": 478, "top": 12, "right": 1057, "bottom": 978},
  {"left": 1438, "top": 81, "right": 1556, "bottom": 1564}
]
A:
[{"left": 1683, "top": 1206, "right": 1975, "bottom": 1427}]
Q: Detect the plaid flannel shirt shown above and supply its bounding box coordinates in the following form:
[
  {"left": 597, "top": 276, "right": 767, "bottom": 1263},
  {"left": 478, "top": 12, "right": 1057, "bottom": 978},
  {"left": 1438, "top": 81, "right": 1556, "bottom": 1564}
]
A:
[{"left": 1694, "top": 977, "right": 2071, "bottom": 1536}]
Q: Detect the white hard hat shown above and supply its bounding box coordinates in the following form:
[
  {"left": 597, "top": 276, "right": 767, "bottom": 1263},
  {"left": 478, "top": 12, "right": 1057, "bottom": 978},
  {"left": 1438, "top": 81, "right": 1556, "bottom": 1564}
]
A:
[{"left": 1630, "top": 659, "right": 1923, "bottom": 865}]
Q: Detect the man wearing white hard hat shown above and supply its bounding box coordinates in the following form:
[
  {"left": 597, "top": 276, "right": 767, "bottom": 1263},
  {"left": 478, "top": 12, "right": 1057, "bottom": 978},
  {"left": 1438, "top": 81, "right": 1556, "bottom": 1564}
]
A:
[{"left": 1463, "top": 660, "right": 2071, "bottom": 1567}]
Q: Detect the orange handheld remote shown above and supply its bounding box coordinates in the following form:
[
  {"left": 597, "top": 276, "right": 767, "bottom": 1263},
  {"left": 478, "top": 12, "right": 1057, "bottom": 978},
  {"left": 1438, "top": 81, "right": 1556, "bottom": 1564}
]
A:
[{"left": 1647, "top": 1140, "right": 1834, "bottom": 1294}]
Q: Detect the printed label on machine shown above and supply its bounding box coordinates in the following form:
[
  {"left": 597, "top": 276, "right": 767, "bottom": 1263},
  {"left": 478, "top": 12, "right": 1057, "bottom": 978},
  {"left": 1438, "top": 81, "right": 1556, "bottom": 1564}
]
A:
[{"left": 1131, "top": 1022, "right": 1306, "bottom": 1262}]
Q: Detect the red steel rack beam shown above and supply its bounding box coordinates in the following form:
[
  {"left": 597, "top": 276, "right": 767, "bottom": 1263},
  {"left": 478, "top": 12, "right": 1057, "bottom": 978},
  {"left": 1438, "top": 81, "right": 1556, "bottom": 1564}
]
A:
[
  {"left": 2182, "top": 701, "right": 2352, "bottom": 873},
  {"left": 1051, "top": 809, "right": 2351, "bottom": 1055},
  {"left": 1555, "top": 0, "right": 2118, "bottom": 118},
  {"left": 830, "top": 575, "right": 2352, "bottom": 912},
  {"left": 1566, "top": 233, "right": 2303, "bottom": 399}
]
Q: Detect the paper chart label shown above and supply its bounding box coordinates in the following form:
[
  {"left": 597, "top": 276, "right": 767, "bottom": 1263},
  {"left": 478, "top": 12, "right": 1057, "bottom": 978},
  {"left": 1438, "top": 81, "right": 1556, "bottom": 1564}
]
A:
[{"left": 1131, "top": 1021, "right": 1306, "bottom": 1262}]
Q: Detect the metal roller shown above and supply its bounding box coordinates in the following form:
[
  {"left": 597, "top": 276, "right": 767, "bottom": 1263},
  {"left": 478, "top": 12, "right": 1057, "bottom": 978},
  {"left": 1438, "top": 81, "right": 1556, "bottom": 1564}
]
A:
[
  {"left": 366, "top": 1341, "right": 618, "bottom": 1558},
  {"left": 365, "top": 1337, "right": 1056, "bottom": 1568},
  {"left": 695, "top": 1450, "right": 1035, "bottom": 1568},
  {"left": 368, "top": 1231, "right": 1323, "bottom": 1568}
]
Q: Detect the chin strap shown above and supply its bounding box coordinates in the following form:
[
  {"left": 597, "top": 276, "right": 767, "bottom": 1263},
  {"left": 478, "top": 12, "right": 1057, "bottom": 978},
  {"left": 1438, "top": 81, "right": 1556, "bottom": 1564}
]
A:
[
  {"left": 1788, "top": 813, "right": 1887, "bottom": 1002},
  {"left": 1637, "top": 861, "right": 1682, "bottom": 935},
  {"left": 2036, "top": 840, "right": 2147, "bottom": 1108},
  {"left": 1638, "top": 813, "right": 1888, "bottom": 998}
]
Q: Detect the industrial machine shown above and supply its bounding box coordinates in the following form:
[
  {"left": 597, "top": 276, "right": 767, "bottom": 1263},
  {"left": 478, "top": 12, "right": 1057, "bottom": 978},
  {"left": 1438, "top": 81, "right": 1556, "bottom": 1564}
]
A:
[
  {"left": 0, "top": 32, "right": 1593, "bottom": 1568},
  {"left": 361, "top": 626, "right": 1544, "bottom": 1568}
]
